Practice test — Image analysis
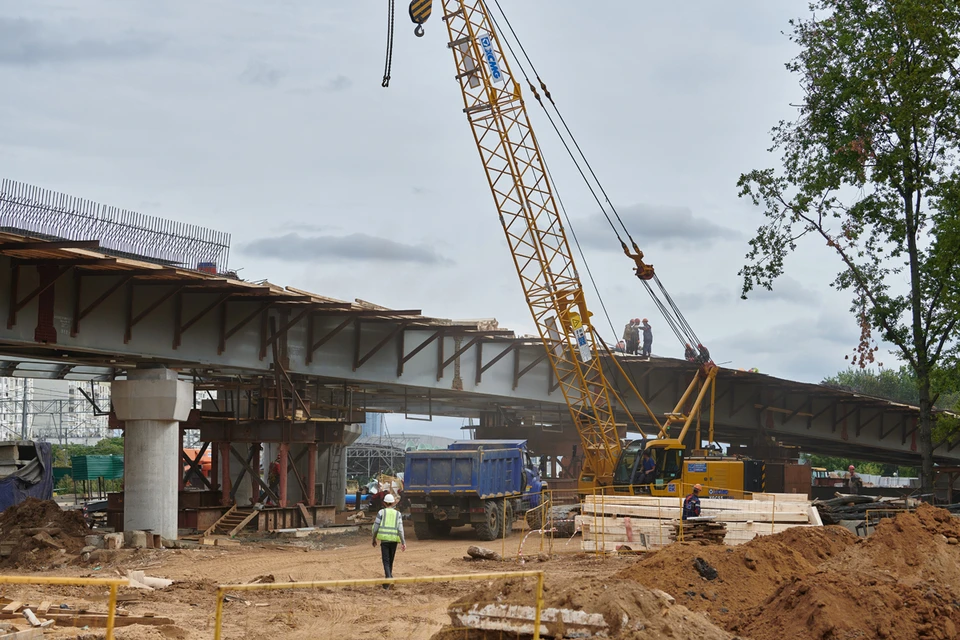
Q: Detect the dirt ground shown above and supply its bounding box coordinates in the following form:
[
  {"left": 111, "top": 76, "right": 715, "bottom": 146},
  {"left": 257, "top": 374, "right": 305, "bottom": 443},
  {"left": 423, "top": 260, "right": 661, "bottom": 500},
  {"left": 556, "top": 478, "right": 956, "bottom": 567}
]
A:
[
  {"left": 2, "top": 502, "right": 960, "bottom": 639},
  {"left": 0, "top": 520, "right": 641, "bottom": 640}
]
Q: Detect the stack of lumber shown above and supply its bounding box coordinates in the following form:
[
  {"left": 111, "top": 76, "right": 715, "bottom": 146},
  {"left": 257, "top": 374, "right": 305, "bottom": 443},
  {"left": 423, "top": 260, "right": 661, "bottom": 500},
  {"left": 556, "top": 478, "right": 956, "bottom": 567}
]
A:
[
  {"left": 579, "top": 493, "right": 821, "bottom": 552},
  {"left": 671, "top": 519, "right": 726, "bottom": 544},
  {"left": 812, "top": 494, "right": 920, "bottom": 525}
]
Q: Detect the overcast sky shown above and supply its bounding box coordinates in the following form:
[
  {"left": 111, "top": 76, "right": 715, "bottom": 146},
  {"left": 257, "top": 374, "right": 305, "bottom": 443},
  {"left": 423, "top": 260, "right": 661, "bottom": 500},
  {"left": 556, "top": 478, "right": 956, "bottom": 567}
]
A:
[{"left": 1, "top": 1, "right": 893, "bottom": 438}]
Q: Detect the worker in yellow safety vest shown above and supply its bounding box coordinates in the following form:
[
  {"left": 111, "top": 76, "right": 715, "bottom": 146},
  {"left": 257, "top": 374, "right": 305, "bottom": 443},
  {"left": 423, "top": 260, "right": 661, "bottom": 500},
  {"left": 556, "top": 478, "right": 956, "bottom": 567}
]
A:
[{"left": 371, "top": 493, "right": 406, "bottom": 588}]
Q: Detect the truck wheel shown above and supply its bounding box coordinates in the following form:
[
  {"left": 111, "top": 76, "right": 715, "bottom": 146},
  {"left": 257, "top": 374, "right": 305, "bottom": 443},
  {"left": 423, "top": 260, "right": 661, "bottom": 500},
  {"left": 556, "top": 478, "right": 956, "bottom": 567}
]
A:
[
  {"left": 427, "top": 519, "right": 452, "bottom": 537},
  {"left": 413, "top": 520, "right": 433, "bottom": 540},
  {"left": 525, "top": 508, "right": 543, "bottom": 531},
  {"left": 474, "top": 500, "right": 501, "bottom": 541},
  {"left": 504, "top": 503, "right": 515, "bottom": 536}
]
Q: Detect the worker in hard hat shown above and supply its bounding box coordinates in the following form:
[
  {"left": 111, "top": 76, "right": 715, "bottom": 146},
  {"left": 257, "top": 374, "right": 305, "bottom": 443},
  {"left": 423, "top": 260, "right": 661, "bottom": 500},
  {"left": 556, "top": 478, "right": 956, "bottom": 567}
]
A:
[
  {"left": 640, "top": 319, "right": 653, "bottom": 358},
  {"left": 696, "top": 343, "right": 712, "bottom": 365},
  {"left": 682, "top": 484, "right": 702, "bottom": 520},
  {"left": 372, "top": 493, "right": 406, "bottom": 589},
  {"left": 845, "top": 465, "right": 862, "bottom": 495},
  {"left": 623, "top": 319, "right": 640, "bottom": 355}
]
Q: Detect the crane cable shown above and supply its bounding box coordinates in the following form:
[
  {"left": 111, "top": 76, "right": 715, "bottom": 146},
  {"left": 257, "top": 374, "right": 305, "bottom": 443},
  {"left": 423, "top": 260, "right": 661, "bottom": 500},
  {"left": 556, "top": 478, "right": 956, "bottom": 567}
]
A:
[
  {"left": 382, "top": 0, "right": 396, "bottom": 88},
  {"left": 487, "top": 0, "right": 704, "bottom": 352}
]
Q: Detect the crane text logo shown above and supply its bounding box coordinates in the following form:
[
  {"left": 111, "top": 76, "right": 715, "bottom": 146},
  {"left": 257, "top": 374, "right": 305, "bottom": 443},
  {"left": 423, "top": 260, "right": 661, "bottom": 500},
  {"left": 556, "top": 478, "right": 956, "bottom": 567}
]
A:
[{"left": 478, "top": 34, "right": 504, "bottom": 84}]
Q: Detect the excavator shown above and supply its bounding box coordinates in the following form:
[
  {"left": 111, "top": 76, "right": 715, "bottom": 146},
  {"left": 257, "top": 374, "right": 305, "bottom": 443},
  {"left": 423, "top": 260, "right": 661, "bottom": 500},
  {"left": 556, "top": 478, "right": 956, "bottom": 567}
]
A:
[{"left": 394, "top": 0, "right": 765, "bottom": 499}]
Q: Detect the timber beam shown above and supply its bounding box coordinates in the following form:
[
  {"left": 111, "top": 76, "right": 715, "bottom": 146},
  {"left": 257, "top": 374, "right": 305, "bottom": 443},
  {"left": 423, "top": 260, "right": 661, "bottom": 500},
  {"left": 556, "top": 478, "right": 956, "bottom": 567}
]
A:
[{"left": 199, "top": 420, "right": 347, "bottom": 444}]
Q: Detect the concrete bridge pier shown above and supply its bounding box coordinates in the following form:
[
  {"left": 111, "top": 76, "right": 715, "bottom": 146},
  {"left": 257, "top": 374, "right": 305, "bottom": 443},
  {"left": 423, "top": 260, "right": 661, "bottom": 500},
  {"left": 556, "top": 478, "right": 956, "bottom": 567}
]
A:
[{"left": 112, "top": 367, "right": 193, "bottom": 540}]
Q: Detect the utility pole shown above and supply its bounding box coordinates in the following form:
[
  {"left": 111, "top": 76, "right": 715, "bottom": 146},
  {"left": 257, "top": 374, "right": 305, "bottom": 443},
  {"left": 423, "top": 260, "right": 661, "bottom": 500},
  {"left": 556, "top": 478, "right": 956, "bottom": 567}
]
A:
[{"left": 19, "top": 381, "right": 28, "bottom": 440}]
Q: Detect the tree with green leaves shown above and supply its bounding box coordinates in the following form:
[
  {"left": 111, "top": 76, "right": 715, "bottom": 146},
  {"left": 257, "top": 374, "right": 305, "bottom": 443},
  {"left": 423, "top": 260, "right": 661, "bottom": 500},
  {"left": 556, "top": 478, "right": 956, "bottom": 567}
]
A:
[{"left": 738, "top": 0, "right": 960, "bottom": 492}]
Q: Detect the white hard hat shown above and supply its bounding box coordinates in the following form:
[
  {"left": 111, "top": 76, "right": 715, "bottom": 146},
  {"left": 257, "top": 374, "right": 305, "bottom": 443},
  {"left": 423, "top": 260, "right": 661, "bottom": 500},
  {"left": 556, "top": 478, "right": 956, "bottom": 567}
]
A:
[{"left": 383, "top": 494, "right": 396, "bottom": 504}]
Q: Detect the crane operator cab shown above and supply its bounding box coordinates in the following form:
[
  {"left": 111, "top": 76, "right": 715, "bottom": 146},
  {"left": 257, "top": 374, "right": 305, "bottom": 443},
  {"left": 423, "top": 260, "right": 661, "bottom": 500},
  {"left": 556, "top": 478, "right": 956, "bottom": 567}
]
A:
[
  {"left": 613, "top": 439, "right": 685, "bottom": 495},
  {"left": 612, "top": 439, "right": 765, "bottom": 499}
]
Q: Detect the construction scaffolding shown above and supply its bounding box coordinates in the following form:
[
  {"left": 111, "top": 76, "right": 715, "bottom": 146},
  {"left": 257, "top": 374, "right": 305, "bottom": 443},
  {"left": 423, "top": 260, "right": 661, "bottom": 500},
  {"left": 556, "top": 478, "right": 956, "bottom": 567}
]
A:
[{"left": 346, "top": 438, "right": 406, "bottom": 480}]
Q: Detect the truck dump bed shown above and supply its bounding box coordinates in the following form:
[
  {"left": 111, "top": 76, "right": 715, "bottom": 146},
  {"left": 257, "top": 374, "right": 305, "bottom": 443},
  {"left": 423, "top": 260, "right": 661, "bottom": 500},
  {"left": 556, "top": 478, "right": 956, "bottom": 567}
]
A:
[{"left": 404, "top": 445, "right": 523, "bottom": 499}]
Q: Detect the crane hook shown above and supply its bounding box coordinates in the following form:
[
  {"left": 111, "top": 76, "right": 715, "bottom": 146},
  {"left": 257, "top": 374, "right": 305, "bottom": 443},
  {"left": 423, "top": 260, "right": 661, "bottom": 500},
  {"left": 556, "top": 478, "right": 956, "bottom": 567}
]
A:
[{"left": 409, "top": 0, "right": 431, "bottom": 38}]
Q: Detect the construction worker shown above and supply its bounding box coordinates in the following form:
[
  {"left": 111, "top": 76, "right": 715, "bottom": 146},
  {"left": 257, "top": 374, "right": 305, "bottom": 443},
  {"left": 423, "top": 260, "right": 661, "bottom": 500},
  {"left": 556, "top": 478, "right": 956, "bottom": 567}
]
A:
[
  {"left": 696, "top": 343, "right": 712, "bottom": 365},
  {"left": 371, "top": 493, "right": 406, "bottom": 589},
  {"left": 368, "top": 483, "right": 386, "bottom": 513},
  {"left": 845, "top": 465, "right": 862, "bottom": 495},
  {"left": 635, "top": 450, "right": 657, "bottom": 485},
  {"left": 266, "top": 454, "right": 281, "bottom": 505},
  {"left": 640, "top": 319, "right": 653, "bottom": 357},
  {"left": 622, "top": 319, "right": 638, "bottom": 355},
  {"left": 682, "top": 484, "right": 702, "bottom": 520}
]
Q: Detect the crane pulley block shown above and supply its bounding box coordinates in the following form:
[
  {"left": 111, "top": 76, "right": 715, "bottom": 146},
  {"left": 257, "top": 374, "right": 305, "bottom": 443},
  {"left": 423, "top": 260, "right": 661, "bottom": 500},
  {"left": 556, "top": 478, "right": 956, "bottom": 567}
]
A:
[{"left": 409, "top": 0, "right": 433, "bottom": 36}]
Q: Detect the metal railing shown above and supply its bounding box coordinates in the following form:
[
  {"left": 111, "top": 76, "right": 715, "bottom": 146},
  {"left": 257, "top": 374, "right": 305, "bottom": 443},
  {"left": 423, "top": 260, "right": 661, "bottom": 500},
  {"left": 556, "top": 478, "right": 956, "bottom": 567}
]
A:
[{"left": 0, "top": 178, "right": 231, "bottom": 272}]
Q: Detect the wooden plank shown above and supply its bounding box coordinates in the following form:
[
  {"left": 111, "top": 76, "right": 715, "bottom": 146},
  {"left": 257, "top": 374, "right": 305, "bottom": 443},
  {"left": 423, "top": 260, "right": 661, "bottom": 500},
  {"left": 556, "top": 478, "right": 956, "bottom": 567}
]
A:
[
  {"left": 581, "top": 504, "right": 811, "bottom": 523},
  {"left": 753, "top": 493, "right": 812, "bottom": 502},
  {"left": 0, "top": 628, "right": 43, "bottom": 640},
  {"left": 36, "top": 602, "right": 51, "bottom": 615},
  {"left": 583, "top": 495, "right": 811, "bottom": 513},
  {"left": 580, "top": 501, "right": 812, "bottom": 517},
  {"left": 203, "top": 504, "right": 236, "bottom": 537},
  {"left": 215, "top": 538, "right": 241, "bottom": 547},
  {"left": 808, "top": 504, "right": 824, "bottom": 527},
  {"left": 228, "top": 510, "right": 258, "bottom": 537},
  {"left": 582, "top": 521, "right": 811, "bottom": 537},
  {"left": 298, "top": 503, "right": 313, "bottom": 527},
  {"left": 0, "top": 612, "right": 174, "bottom": 628},
  {"left": 1, "top": 602, "right": 21, "bottom": 614}
]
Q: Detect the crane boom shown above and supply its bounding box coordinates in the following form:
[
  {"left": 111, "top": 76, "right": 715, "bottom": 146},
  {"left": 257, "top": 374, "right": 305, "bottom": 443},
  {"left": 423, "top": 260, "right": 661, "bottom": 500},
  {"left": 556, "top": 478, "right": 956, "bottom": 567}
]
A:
[{"left": 441, "top": 0, "right": 622, "bottom": 485}]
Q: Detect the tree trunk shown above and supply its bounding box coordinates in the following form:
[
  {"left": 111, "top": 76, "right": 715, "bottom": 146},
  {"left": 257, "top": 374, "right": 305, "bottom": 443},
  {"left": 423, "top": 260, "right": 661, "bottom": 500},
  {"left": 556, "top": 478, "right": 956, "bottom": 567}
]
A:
[
  {"left": 902, "top": 182, "right": 934, "bottom": 494},
  {"left": 918, "top": 374, "right": 936, "bottom": 494}
]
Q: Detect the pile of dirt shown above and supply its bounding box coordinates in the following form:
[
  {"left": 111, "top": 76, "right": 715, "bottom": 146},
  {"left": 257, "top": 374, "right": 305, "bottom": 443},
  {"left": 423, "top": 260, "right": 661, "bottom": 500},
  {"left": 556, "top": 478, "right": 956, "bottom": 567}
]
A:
[
  {"left": 737, "top": 571, "right": 960, "bottom": 640},
  {"left": 431, "top": 574, "right": 734, "bottom": 639},
  {"left": 610, "top": 505, "right": 960, "bottom": 640},
  {"left": 616, "top": 525, "right": 857, "bottom": 627},
  {"left": 828, "top": 503, "right": 960, "bottom": 591},
  {"left": 0, "top": 498, "right": 90, "bottom": 568},
  {"left": 738, "top": 504, "right": 960, "bottom": 640}
]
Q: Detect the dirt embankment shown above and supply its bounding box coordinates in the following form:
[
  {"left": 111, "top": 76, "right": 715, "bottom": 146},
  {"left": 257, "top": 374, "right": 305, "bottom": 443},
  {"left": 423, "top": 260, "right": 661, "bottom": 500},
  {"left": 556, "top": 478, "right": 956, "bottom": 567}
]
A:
[
  {"left": 0, "top": 498, "right": 89, "bottom": 569},
  {"left": 434, "top": 505, "right": 960, "bottom": 640},
  {"left": 746, "top": 505, "right": 960, "bottom": 640},
  {"left": 619, "top": 525, "right": 857, "bottom": 628},
  {"left": 627, "top": 504, "right": 960, "bottom": 640}
]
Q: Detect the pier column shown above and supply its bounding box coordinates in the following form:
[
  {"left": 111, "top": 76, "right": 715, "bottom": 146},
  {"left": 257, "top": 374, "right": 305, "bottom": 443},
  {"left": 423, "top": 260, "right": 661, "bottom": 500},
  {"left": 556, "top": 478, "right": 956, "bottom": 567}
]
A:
[{"left": 112, "top": 367, "right": 193, "bottom": 540}]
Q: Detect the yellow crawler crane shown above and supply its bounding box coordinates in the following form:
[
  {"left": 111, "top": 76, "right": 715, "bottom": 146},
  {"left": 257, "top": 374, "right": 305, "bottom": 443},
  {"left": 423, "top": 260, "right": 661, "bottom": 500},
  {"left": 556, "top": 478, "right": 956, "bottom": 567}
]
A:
[{"left": 405, "top": 1, "right": 742, "bottom": 496}]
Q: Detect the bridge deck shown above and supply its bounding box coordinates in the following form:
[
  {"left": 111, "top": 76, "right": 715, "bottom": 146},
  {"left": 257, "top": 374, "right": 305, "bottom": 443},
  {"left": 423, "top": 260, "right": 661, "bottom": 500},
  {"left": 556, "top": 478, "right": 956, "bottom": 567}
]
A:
[{"left": 0, "top": 232, "right": 954, "bottom": 466}]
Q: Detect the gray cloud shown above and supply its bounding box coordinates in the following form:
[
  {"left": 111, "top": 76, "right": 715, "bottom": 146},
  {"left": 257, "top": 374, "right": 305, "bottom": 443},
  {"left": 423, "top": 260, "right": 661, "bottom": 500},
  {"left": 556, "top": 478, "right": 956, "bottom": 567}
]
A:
[
  {"left": 0, "top": 18, "right": 163, "bottom": 65},
  {"left": 241, "top": 232, "right": 451, "bottom": 265},
  {"left": 239, "top": 60, "right": 284, "bottom": 87},
  {"left": 672, "top": 287, "right": 737, "bottom": 312},
  {"left": 720, "top": 313, "right": 855, "bottom": 356},
  {"left": 278, "top": 221, "right": 338, "bottom": 233},
  {"left": 748, "top": 275, "right": 820, "bottom": 304},
  {"left": 288, "top": 75, "right": 352, "bottom": 96},
  {"left": 573, "top": 203, "right": 740, "bottom": 251},
  {"left": 322, "top": 75, "right": 351, "bottom": 92}
]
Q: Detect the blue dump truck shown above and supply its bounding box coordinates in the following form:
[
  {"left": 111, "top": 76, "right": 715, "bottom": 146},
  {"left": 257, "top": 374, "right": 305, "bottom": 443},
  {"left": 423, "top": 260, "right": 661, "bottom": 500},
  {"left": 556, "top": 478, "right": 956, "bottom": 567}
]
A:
[{"left": 404, "top": 440, "right": 544, "bottom": 541}]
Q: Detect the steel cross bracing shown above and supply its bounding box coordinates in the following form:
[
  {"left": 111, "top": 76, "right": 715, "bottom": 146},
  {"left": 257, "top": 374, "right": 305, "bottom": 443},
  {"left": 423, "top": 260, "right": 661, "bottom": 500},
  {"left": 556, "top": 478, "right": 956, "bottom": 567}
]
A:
[{"left": 442, "top": 0, "right": 621, "bottom": 482}]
